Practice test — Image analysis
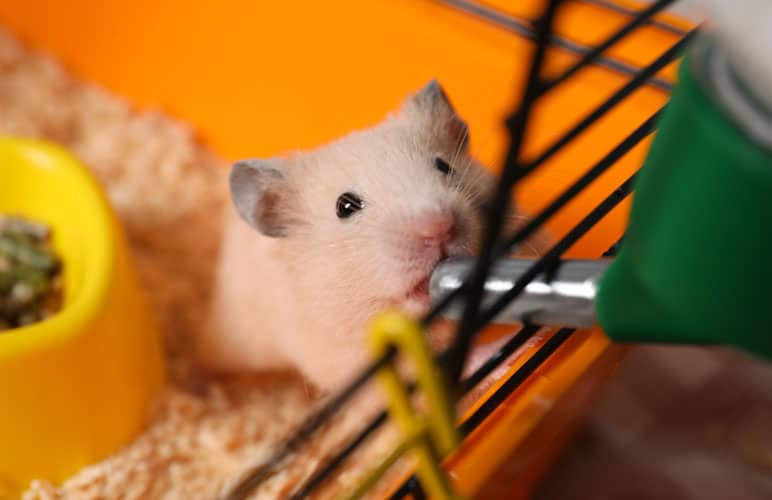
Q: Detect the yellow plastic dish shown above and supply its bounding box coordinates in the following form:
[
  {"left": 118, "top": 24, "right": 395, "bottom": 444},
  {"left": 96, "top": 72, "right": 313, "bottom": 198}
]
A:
[{"left": 0, "top": 137, "right": 165, "bottom": 497}]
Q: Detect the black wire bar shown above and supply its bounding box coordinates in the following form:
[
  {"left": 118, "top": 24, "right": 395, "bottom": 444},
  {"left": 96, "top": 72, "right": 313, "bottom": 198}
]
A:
[
  {"left": 576, "top": 0, "right": 690, "bottom": 36},
  {"left": 442, "top": 0, "right": 563, "bottom": 399},
  {"left": 436, "top": 0, "right": 676, "bottom": 91}
]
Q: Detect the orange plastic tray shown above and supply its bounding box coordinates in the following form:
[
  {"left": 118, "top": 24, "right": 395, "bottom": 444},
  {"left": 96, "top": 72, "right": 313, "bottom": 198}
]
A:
[{"left": 0, "top": 0, "right": 693, "bottom": 497}]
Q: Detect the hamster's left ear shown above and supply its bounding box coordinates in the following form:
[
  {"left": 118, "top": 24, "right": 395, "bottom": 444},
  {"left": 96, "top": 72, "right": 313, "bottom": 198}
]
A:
[
  {"left": 403, "top": 79, "right": 470, "bottom": 149},
  {"left": 229, "top": 158, "right": 298, "bottom": 238}
]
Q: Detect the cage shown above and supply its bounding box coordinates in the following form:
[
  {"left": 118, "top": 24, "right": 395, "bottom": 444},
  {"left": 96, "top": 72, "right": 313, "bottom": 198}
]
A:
[{"left": 0, "top": 0, "right": 697, "bottom": 498}]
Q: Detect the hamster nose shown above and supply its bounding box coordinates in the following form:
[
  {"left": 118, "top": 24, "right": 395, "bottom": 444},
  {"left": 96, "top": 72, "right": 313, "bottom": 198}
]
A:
[{"left": 413, "top": 211, "right": 456, "bottom": 246}]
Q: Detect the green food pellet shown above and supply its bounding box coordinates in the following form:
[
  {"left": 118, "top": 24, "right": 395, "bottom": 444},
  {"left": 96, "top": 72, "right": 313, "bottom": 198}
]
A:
[{"left": 0, "top": 215, "right": 63, "bottom": 331}]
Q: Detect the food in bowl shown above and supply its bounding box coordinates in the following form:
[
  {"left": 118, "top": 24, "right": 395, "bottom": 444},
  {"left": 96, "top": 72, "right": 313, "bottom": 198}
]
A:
[{"left": 0, "top": 214, "right": 63, "bottom": 331}]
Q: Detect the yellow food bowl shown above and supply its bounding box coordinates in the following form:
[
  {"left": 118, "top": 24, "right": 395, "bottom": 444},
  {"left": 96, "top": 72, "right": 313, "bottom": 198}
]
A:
[{"left": 0, "top": 137, "right": 165, "bottom": 497}]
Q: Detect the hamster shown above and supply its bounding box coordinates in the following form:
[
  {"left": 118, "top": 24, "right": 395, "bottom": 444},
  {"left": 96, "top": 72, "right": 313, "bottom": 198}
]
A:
[{"left": 198, "top": 80, "right": 546, "bottom": 392}]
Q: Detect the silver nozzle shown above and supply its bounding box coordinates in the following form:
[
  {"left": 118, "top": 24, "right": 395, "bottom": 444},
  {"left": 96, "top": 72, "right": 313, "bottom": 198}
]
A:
[{"left": 429, "top": 257, "right": 609, "bottom": 328}]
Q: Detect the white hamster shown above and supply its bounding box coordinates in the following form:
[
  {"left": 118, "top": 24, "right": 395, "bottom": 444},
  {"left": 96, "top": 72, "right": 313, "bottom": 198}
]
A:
[{"left": 199, "top": 80, "right": 546, "bottom": 391}]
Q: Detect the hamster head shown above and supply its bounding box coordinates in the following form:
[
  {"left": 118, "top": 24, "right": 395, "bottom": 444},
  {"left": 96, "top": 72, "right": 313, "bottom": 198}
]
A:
[{"left": 229, "top": 80, "right": 519, "bottom": 390}]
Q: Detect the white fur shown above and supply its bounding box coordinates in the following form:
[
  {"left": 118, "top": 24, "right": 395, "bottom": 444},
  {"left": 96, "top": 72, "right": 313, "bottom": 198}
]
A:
[{"left": 200, "top": 82, "right": 540, "bottom": 391}]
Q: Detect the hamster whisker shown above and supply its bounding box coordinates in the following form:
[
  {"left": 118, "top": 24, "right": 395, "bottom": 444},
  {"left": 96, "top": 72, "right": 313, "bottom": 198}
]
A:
[{"left": 449, "top": 127, "right": 470, "bottom": 168}]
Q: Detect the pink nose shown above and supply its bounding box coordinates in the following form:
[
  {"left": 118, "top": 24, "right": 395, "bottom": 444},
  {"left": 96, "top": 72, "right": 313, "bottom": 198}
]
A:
[{"left": 412, "top": 211, "right": 456, "bottom": 246}]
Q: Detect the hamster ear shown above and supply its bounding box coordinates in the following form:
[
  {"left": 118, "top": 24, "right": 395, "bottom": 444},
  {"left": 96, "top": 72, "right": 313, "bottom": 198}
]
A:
[
  {"left": 404, "top": 79, "right": 470, "bottom": 149},
  {"left": 229, "top": 159, "right": 295, "bottom": 238}
]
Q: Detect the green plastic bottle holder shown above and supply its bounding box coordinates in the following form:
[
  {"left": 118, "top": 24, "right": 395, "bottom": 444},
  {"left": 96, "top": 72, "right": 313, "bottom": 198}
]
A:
[{"left": 598, "top": 53, "right": 772, "bottom": 360}]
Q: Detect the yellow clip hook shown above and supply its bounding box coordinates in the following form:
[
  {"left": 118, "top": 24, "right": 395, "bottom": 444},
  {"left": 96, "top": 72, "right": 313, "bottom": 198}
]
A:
[{"left": 364, "top": 310, "right": 464, "bottom": 500}]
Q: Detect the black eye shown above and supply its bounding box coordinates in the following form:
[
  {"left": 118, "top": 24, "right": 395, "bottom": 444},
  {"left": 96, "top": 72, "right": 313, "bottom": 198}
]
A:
[
  {"left": 434, "top": 157, "right": 453, "bottom": 176},
  {"left": 336, "top": 192, "right": 364, "bottom": 219}
]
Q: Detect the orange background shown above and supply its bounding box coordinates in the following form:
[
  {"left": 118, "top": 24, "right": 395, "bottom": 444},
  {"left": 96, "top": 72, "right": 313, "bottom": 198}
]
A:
[{"left": 0, "top": 0, "right": 688, "bottom": 258}]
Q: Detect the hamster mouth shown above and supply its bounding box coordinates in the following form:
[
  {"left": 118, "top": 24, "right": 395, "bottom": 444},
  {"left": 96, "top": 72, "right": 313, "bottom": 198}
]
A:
[
  {"left": 400, "top": 247, "right": 468, "bottom": 317},
  {"left": 403, "top": 276, "right": 432, "bottom": 317},
  {"left": 402, "top": 255, "right": 450, "bottom": 316}
]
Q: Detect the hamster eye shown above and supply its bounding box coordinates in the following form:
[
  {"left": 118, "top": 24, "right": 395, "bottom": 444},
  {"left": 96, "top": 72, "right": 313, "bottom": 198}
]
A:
[
  {"left": 336, "top": 192, "right": 364, "bottom": 219},
  {"left": 434, "top": 157, "right": 453, "bottom": 176}
]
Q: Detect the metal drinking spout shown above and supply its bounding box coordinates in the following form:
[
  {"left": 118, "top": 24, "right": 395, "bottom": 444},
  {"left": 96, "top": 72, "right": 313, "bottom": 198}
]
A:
[{"left": 429, "top": 257, "right": 609, "bottom": 329}]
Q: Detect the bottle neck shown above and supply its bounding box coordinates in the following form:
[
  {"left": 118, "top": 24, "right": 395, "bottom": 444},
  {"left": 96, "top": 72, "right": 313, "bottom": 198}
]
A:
[{"left": 690, "top": 34, "right": 772, "bottom": 152}]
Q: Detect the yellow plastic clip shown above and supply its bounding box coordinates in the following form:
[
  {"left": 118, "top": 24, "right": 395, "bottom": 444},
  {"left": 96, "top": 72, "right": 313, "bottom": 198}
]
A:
[{"left": 366, "top": 310, "right": 464, "bottom": 500}]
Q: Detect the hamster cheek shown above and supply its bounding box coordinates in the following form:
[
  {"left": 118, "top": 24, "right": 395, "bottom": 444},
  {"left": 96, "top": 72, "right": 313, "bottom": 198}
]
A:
[{"left": 287, "top": 334, "right": 371, "bottom": 393}]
